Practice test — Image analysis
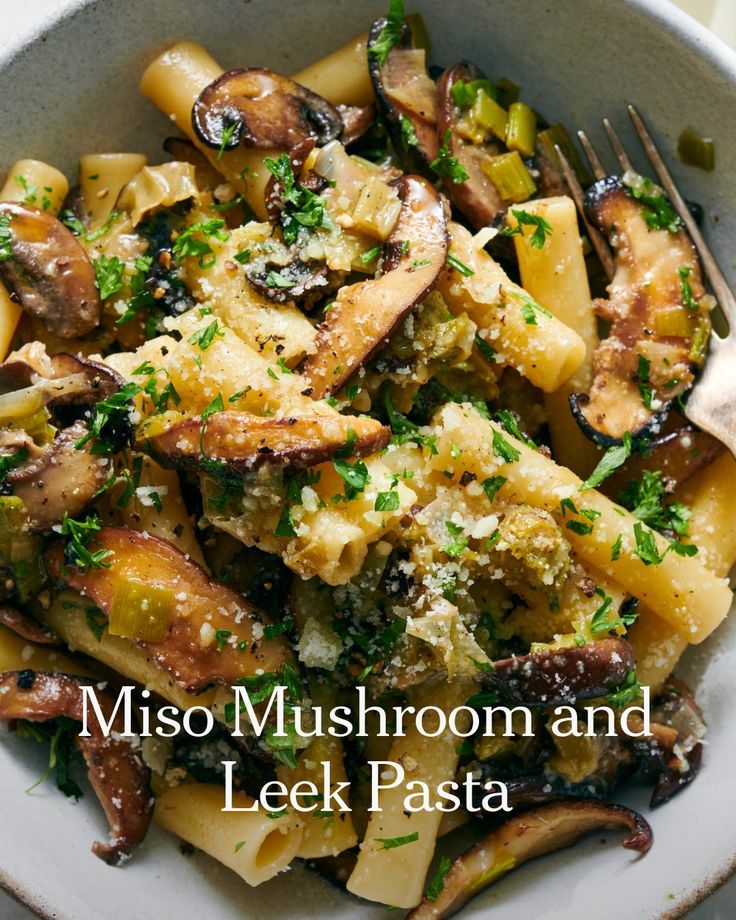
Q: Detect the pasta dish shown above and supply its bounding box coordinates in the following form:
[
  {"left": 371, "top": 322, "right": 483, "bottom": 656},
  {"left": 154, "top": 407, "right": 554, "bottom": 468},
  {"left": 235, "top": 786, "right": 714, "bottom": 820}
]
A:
[{"left": 0, "top": 1, "right": 732, "bottom": 915}]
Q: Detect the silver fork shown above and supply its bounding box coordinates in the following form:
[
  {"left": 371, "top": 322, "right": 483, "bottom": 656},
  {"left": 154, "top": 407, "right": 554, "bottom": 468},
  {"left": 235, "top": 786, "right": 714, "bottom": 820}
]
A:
[{"left": 555, "top": 104, "right": 736, "bottom": 457}]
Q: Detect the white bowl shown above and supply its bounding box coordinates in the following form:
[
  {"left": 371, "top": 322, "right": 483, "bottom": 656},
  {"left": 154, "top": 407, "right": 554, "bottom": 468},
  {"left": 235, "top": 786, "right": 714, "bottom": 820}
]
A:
[{"left": 2, "top": 1, "right": 736, "bottom": 917}]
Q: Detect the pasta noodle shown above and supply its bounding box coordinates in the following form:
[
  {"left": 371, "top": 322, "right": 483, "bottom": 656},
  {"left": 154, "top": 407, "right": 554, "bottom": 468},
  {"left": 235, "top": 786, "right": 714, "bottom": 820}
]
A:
[{"left": 155, "top": 782, "right": 304, "bottom": 885}]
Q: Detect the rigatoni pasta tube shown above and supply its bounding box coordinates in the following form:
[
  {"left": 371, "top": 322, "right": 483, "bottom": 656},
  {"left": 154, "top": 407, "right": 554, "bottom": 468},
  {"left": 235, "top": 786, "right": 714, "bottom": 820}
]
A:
[
  {"left": 0, "top": 158, "right": 69, "bottom": 360},
  {"left": 155, "top": 783, "right": 304, "bottom": 886},
  {"left": 79, "top": 153, "right": 147, "bottom": 228},
  {"left": 292, "top": 33, "right": 373, "bottom": 106},
  {"left": 438, "top": 222, "right": 586, "bottom": 393},
  {"left": 430, "top": 403, "right": 732, "bottom": 643},
  {"left": 629, "top": 450, "right": 736, "bottom": 688},
  {"left": 139, "top": 42, "right": 275, "bottom": 219},
  {"left": 347, "top": 679, "right": 470, "bottom": 909},
  {"left": 509, "top": 197, "right": 600, "bottom": 475}
]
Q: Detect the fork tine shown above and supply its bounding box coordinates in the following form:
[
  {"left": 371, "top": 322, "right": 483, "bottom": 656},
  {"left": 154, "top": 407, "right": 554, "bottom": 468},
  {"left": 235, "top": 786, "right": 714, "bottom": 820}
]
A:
[
  {"left": 555, "top": 143, "right": 615, "bottom": 282},
  {"left": 602, "top": 118, "right": 635, "bottom": 173},
  {"left": 577, "top": 130, "right": 607, "bottom": 180},
  {"left": 627, "top": 103, "right": 736, "bottom": 326}
]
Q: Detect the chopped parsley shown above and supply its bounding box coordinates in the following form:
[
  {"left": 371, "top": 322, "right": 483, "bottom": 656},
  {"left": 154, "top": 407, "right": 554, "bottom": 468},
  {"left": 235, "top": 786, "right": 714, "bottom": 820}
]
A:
[
  {"left": 215, "top": 629, "right": 232, "bottom": 652},
  {"left": 431, "top": 130, "right": 469, "bottom": 184},
  {"left": 84, "top": 606, "right": 109, "bottom": 641},
  {"left": 234, "top": 249, "right": 251, "bottom": 265},
  {"left": 636, "top": 354, "right": 653, "bottom": 410},
  {"left": 579, "top": 432, "right": 633, "bottom": 491},
  {"left": 446, "top": 252, "right": 475, "bottom": 276},
  {"left": 610, "top": 533, "right": 623, "bottom": 561},
  {"left": 678, "top": 265, "right": 698, "bottom": 311},
  {"left": 505, "top": 287, "right": 552, "bottom": 325},
  {"left": 443, "top": 520, "right": 469, "bottom": 557},
  {"left": 217, "top": 120, "right": 240, "bottom": 160},
  {"left": 189, "top": 319, "right": 224, "bottom": 350},
  {"left": 502, "top": 209, "right": 553, "bottom": 248},
  {"left": 608, "top": 669, "right": 642, "bottom": 708},
  {"left": 495, "top": 409, "right": 536, "bottom": 448},
  {"left": 617, "top": 470, "right": 691, "bottom": 537},
  {"left": 482, "top": 475, "right": 507, "bottom": 503},
  {"left": 360, "top": 244, "right": 382, "bottom": 265},
  {"left": 633, "top": 520, "right": 698, "bottom": 566},
  {"left": 75, "top": 382, "right": 141, "bottom": 455},
  {"left": 94, "top": 254, "right": 126, "bottom": 301},
  {"left": 375, "top": 490, "right": 400, "bottom": 512},
  {"left": 368, "top": 0, "right": 405, "bottom": 65},
  {"left": 0, "top": 213, "right": 13, "bottom": 262},
  {"left": 264, "top": 153, "right": 330, "bottom": 245},
  {"left": 60, "top": 513, "right": 112, "bottom": 570},
  {"left": 172, "top": 218, "right": 229, "bottom": 269},
  {"left": 474, "top": 333, "right": 497, "bottom": 365},
  {"left": 399, "top": 114, "right": 419, "bottom": 148},
  {"left": 426, "top": 856, "right": 452, "bottom": 901},
  {"left": 623, "top": 172, "right": 682, "bottom": 234},
  {"left": 374, "top": 832, "right": 419, "bottom": 850},
  {"left": 491, "top": 428, "right": 520, "bottom": 463},
  {"left": 201, "top": 393, "right": 225, "bottom": 422},
  {"left": 274, "top": 505, "right": 297, "bottom": 538},
  {"left": 590, "top": 591, "right": 639, "bottom": 634},
  {"left": 0, "top": 447, "right": 28, "bottom": 480},
  {"left": 333, "top": 458, "right": 370, "bottom": 500}
]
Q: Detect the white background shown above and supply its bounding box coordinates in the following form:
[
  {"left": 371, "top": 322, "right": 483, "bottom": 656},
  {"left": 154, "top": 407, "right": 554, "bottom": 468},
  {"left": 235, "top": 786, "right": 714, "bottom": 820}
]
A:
[{"left": 0, "top": 0, "right": 734, "bottom": 917}]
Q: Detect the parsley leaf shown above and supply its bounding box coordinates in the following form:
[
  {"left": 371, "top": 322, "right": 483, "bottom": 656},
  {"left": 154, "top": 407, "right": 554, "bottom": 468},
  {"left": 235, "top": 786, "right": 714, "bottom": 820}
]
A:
[
  {"left": 482, "top": 475, "right": 507, "bottom": 503},
  {"left": 623, "top": 171, "right": 682, "bottom": 234},
  {"left": 446, "top": 252, "right": 474, "bottom": 276},
  {"left": 608, "top": 669, "right": 642, "bottom": 708},
  {"left": 333, "top": 458, "right": 369, "bottom": 499},
  {"left": 173, "top": 218, "right": 229, "bottom": 269},
  {"left": 0, "top": 213, "right": 14, "bottom": 262},
  {"left": 426, "top": 856, "right": 452, "bottom": 902},
  {"left": 678, "top": 265, "right": 698, "bottom": 311},
  {"left": 431, "top": 130, "right": 469, "bottom": 184},
  {"left": 75, "top": 382, "right": 141, "bottom": 455},
  {"left": 375, "top": 490, "right": 400, "bottom": 512},
  {"left": 492, "top": 428, "right": 520, "bottom": 463},
  {"left": 93, "top": 254, "right": 126, "bottom": 301},
  {"left": 504, "top": 287, "right": 552, "bottom": 325},
  {"left": 399, "top": 114, "right": 419, "bottom": 148},
  {"left": 189, "top": 319, "right": 224, "bottom": 350},
  {"left": 374, "top": 832, "right": 419, "bottom": 850},
  {"left": 264, "top": 154, "right": 329, "bottom": 245},
  {"left": 502, "top": 209, "right": 553, "bottom": 248},
  {"left": 579, "top": 432, "right": 633, "bottom": 491},
  {"left": 60, "top": 513, "right": 112, "bottom": 570},
  {"left": 368, "top": 0, "right": 405, "bottom": 65}
]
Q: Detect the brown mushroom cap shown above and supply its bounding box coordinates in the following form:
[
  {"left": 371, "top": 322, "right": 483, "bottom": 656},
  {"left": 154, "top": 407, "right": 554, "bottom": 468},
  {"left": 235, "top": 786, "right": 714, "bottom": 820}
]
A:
[
  {"left": 0, "top": 669, "right": 153, "bottom": 865},
  {"left": 7, "top": 420, "right": 110, "bottom": 532},
  {"left": 0, "top": 202, "right": 101, "bottom": 338},
  {"left": 485, "top": 637, "right": 636, "bottom": 706},
  {"left": 407, "top": 800, "right": 652, "bottom": 919},
  {"left": 572, "top": 176, "right": 707, "bottom": 444},
  {"left": 192, "top": 68, "right": 343, "bottom": 151},
  {"left": 336, "top": 103, "right": 375, "bottom": 147},
  {"left": 0, "top": 605, "right": 60, "bottom": 645},
  {"left": 45, "top": 526, "right": 293, "bottom": 693},
  {"left": 436, "top": 62, "right": 505, "bottom": 229},
  {"left": 301, "top": 174, "right": 448, "bottom": 397},
  {"left": 137, "top": 410, "right": 390, "bottom": 476}
]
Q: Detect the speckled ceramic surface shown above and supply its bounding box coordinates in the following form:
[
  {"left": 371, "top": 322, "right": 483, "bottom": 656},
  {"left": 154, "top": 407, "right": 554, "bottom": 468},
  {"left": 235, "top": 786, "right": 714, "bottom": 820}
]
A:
[{"left": 2, "top": 1, "right": 736, "bottom": 918}]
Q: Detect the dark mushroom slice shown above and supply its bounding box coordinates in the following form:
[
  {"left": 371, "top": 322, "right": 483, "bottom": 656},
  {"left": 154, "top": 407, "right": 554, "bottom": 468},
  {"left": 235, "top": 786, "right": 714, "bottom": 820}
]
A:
[
  {"left": 301, "top": 175, "right": 448, "bottom": 398},
  {"left": 602, "top": 425, "right": 722, "bottom": 499},
  {"left": 368, "top": 16, "right": 438, "bottom": 167},
  {"left": 336, "top": 104, "right": 375, "bottom": 147},
  {"left": 0, "top": 202, "right": 102, "bottom": 338},
  {"left": 571, "top": 176, "right": 710, "bottom": 444},
  {"left": 192, "top": 68, "right": 343, "bottom": 152},
  {"left": 0, "top": 605, "right": 60, "bottom": 645},
  {"left": 647, "top": 677, "right": 706, "bottom": 806},
  {"left": 246, "top": 258, "right": 331, "bottom": 307},
  {"left": 484, "top": 637, "right": 636, "bottom": 706},
  {"left": 45, "top": 526, "right": 293, "bottom": 694},
  {"left": 407, "top": 801, "right": 652, "bottom": 920},
  {"left": 137, "top": 410, "right": 389, "bottom": 476},
  {"left": 435, "top": 62, "right": 505, "bottom": 229},
  {"left": 0, "top": 669, "right": 152, "bottom": 864},
  {"left": 7, "top": 421, "right": 110, "bottom": 531}
]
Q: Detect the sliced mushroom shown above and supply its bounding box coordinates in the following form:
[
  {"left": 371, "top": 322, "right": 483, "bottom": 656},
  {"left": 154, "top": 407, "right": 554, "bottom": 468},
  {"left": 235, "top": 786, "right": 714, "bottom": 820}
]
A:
[
  {"left": 571, "top": 176, "right": 710, "bottom": 444},
  {"left": 407, "top": 801, "right": 652, "bottom": 919},
  {"left": 192, "top": 68, "right": 343, "bottom": 151},
  {"left": 336, "top": 104, "right": 375, "bottom": 147},
  {"left": 647, "top": 677, "right": 706, "bottom": 807},
  {"left": 7, "top": 421, "right": 110, "bottom": 531},
  {"left": 0, "top": 669, "right": 152, "bottom": 864},
  {"left": 246, "top": 258, "right": 330, "bottom": 306},
  {"left": 45, "top": 526, "right": 293, "bottom": 693},
  {"left": 0, "top": 605, "right": 60, "bottom": 645},
  {"left": 484, "top": 637, "right": 636, "bottom": 706},
  {"left": 435, "top": 62, "right": 505, "bottom": 229},
  {"left": 602, "top": 425, "right": 722, "bottom": 498},
  {"left": 137, "top": 410, "right": 389, "bottom": 476},
  {"left": 368, "top": 16, "right": 438, "bottom": 167},
  {"left": 0, "top": 349, "right": 123, "bottom": 428},
  {"left": 302, "top": 175, "right": 448, "bottom": 397},
  {"left": 0, "top": 203, "right": 101, "bottom": 338}
]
